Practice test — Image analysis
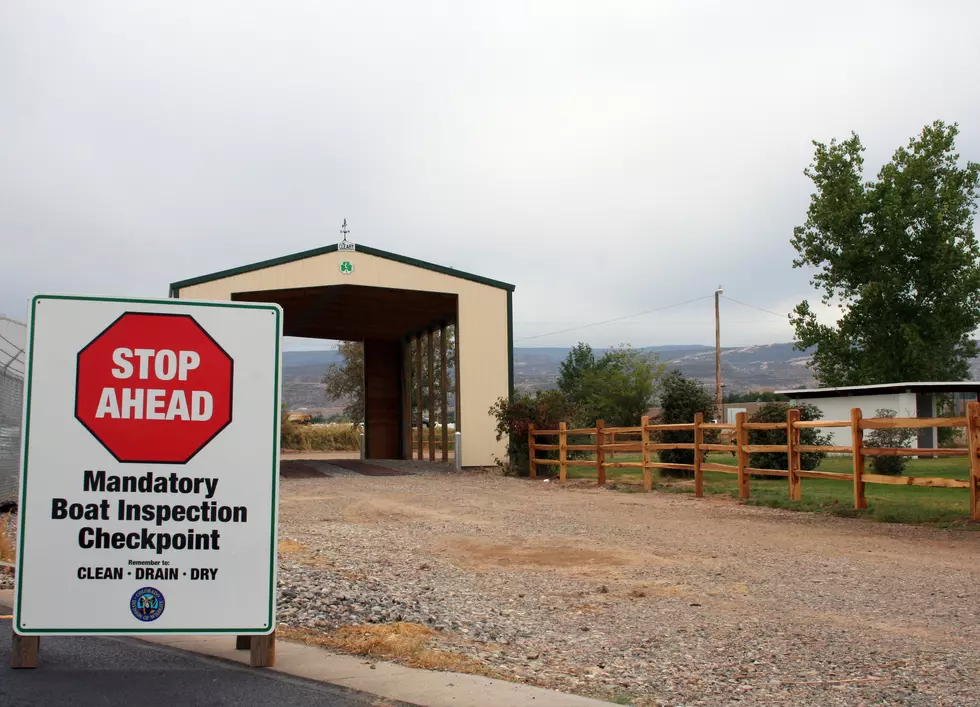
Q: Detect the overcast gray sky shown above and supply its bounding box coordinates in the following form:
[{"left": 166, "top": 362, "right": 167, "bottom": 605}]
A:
[{"left": 2, "top": 1, "right": 979, "bottom": 351}]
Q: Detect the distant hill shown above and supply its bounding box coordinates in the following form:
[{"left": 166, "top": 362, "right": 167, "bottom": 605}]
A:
[
  {"left": 282, "top": 350, "right": 344, "bottom": 412},
  {"left": 281, "top": 344, "right": 816, "bottom": 411},
  {"left": 513, "top": 343, "right": 815, "bottom": 393},
  {"left": 283, "top": 342, "right": 980, "bottom": 411}
]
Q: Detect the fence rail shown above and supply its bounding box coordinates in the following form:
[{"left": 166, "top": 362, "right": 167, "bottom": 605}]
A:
[{"left": 528, "top": 402, "right": 980, "bottom": 520}]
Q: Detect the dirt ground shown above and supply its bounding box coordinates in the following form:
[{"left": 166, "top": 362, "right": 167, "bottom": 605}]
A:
[{"left": 277, "top": 469, "right": 980, "bottom": 705}]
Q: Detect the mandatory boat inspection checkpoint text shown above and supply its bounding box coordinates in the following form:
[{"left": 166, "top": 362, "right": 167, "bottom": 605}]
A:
[{"left": 49, "top": 469, "right": 249, "bottom": 554}]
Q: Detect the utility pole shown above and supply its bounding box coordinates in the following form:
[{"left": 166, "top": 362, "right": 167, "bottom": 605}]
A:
[{"left": 715, "top": 286, "right": 723, "bottom": 421}]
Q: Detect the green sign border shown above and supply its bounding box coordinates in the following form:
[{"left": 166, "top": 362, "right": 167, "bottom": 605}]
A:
[{"left": 14, "top": 294, "right": 282, "bottom": 635}]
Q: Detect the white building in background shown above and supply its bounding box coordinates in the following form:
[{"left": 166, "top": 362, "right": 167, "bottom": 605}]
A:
[{"left": 775, "top": 382, "right": 980, "bottom": 448}]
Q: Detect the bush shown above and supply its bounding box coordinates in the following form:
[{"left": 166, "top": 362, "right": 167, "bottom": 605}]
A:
[
  {"left": 489, "top": 390, "right": 584, "bottom": 475},
  {"left": 865, "top": 408, "right": 915, "bottom": 476},
  {"left": 747, "top": 402, "right": 830, "bottom": 471},
  {"left": 655, "top": 371, "right": 719, "bottom": 477}
]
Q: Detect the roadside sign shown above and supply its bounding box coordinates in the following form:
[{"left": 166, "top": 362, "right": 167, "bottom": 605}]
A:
[
  {"left": 14, "top": 295, "right": 282, "bottom": 635},
  {"left": 74, "top": 312, "right": 234, "bottom": 464}
]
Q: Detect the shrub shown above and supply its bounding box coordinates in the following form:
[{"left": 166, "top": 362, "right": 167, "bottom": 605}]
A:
[
  {"left": 489, "top": 389, "right": 584, "bottom": 475},
  {"left": 655, "top": 371, "right": 718, "bottom": 477},
  {"left": 865, "top": 408, "right": 915, "bottom": 476},
  {"left": 747, "top": 402, "right": 830, "bottom": 471}
]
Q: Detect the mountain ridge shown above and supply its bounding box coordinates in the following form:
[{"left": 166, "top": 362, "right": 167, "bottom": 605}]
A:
[{"left": 280, "top": 343, "right": 818, "bottom": 411}]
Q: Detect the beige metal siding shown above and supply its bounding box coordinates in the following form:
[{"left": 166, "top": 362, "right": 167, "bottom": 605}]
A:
[{"left": 176, "top": 249, "right": 508, "bottom": 466}]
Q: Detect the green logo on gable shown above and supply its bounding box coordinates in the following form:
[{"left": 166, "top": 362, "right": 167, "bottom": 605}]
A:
[{"left": 339, "top": 260, "right": 354, "bottom": 274}]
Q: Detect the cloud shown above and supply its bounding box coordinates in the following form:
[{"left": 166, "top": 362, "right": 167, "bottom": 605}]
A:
[{"left": 2, "top": 0, "right": 978, "bottom": 350}]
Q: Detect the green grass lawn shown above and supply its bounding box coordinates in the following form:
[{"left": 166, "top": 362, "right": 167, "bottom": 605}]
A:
[{"left": 563, "top": 453, "right": 976, "bottom": 527}]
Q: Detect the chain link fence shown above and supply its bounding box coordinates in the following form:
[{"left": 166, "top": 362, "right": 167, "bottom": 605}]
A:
[{"left": 1, "top": 316, "right": 27, "bottom": 508}]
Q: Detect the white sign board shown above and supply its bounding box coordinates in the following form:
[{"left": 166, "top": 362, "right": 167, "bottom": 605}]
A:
[{"left": 14, "top": 295, "right": 282, "bottom": 635}]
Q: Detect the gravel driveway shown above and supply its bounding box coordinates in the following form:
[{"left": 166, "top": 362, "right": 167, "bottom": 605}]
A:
[{"left": 277, "top": 465, "right": 980, "bottom": 705}]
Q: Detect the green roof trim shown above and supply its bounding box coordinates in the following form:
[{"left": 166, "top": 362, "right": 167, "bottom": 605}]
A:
[{"left": 169, "top": 243, "right": 516, "bottom": 295}]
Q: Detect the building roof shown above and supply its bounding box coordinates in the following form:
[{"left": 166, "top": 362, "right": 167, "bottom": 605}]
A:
[
  {"left": 777, "top": 381, "right": 980, "bottom": 399},
  {"left": 0, "top": 315, "right": 27, "bottom": 380},
  {"left": 169, "top": 243, "right": 516, "bottom": 295}
]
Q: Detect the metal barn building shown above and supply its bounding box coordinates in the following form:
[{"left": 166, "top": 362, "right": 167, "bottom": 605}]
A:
[{"left": 170, "top": 242, "right": 514, "bottom": 467}]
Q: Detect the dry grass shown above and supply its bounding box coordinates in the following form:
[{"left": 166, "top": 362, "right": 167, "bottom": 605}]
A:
[
  {"left": 278, "top": 538, "right": 308, "bottom": 554},
  {"left": 278, "top": 623, "right": 493, "bottom": 674},
  {"left": 278, "top": 538, "right": 334, "bottom": 569},
  {"left": 282, "top": 423, "right": 361, "bottom": 452},
  {"left": 0, "top": 514, "right": 14, "bottom": 563}
]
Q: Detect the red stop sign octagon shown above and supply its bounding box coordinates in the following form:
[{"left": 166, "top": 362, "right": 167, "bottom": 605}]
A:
[{"left": 75, "top": 312, "right": 234, "bottom": 464}]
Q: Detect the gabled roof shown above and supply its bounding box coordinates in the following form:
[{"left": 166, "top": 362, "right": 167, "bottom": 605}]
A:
[
  {"left": 777, "top": 381, "right": 980, "bottom": 399},
  {"left": 169, "top": 243, "right": 516, "bottom": 294}
]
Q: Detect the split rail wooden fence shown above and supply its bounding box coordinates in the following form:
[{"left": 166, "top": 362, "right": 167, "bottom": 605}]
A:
[{"left": 528, "top": 401, "right": 980, "bottom": 520}]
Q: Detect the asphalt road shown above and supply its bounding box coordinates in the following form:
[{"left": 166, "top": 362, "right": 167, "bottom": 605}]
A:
[{"left": 1, "top": 618, "right": 408, "bottom": 707}]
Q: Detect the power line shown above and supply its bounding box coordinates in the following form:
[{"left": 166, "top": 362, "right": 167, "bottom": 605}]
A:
[
  {"left": 721, "top": 295, "right": 787, "bottom": 319},
  {"left": 515, "top": 295, "right": 713, "bottom": 342}
]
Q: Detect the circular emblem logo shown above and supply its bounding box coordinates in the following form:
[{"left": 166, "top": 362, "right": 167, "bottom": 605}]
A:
[
  {"left": 130, "top": 587, "right": 166, "bottom": 622},
  {"left": 339, "top": 260, "right": 354, "bottom": 274}
]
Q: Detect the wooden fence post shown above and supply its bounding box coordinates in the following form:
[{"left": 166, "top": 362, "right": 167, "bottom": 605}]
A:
[
  {"left": 528, "top": 423, "right": 537, "bottom": 479},
  {"left": 559, "top": 422, "right": 568, "bottom": 484},
  {"left": 851, "top": 407, "right": 867, "bottom": 510},
  {"left": 967, "top": 402, "right": 980, "bottom": 521},
  {"left": 596, "top": 419, "right": 606, "bottom": 486},
  {"left": 693, "top": 412, "right": 704, "bottom": 497},
  {"left": 641, "top": 415, "right": 652, "bottom": 492},
  {"left": 736, "top": 411, "right": 749, "bottom": 499},
  {"left": 787, "top": 408, "right": 801, "bottom": 501}
]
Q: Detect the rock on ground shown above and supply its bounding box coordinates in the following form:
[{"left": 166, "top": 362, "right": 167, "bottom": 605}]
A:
[{"left": 274, "top": 465, "right": 980, "bottom": 706}]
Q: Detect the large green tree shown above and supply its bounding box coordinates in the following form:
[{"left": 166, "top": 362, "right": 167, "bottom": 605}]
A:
[
  {"left": 556, "top": 342, "right": 596, "bottom": 403},
  {"left": 578, "top": 346, "right": 664, "bottom": 426},
  {"left": 322, "top": 341, "right": 365, "bottom": 423},
  {"left": 790, "top": 121, "right": 980, "bottom": 386}
]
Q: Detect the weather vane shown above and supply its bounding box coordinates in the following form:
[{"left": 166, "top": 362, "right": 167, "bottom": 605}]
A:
[{"left": 338, "top": 219, "right": 355, "bottom": 251}]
